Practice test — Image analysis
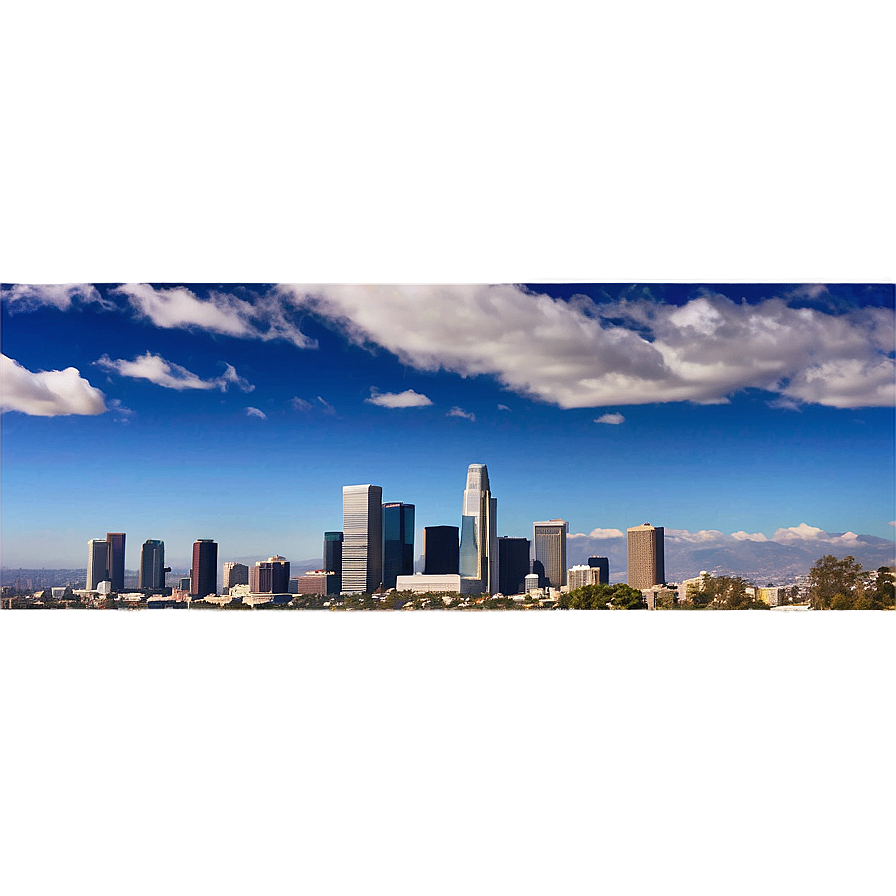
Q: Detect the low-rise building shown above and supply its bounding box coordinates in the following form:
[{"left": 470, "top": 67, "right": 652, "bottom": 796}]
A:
[{"left": 395, "top": 574, "right": 478, "bottom": 595}]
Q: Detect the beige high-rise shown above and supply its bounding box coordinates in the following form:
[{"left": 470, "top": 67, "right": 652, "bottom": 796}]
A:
[{"left": 627, "top": 523, "right": 665, "bottom": 589}]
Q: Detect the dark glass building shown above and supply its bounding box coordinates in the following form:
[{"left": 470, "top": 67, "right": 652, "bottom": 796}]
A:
[
  {"left": 498, "top": 536, "right": 530, "bottom": 595},
  {"left": 587, "top": 556, "right": 610, "bottom": 584},
  {"left": 139, "top": 539, "right": 165, "bottom": 592},
  {"left": 423, "top": 526, "right": 459, "bottom": 575},
  {"left": 191, "top": 539, "right": 218, "bottom": 597},
  {"left": 383, "top": 502, "right": 415, "bottom": 590},
  {"left": 255, "top": 555, "right": 290, "bottom": 593},
  {"left": 106, "top": 532, "right": 126, "bottom": 592},
  {"left": 531, "top": 559, "right": 547, "bottom": 589},
  {"left": 324, "top": 531, "right": 343, "bottom": 595}
]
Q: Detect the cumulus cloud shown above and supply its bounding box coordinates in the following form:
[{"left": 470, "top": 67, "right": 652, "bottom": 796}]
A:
[
  {"left": 771, "top": 523, "right": 865, "bottom": 546},
  {"left": 1, "top": 354, "right": 107, "bottom": 416},
  {"left": 290, "top": 397, "right": 312, "bottom": 411},
  {"left": 246, "top": 407, "right": 267, "bottom": 419},
  {"left": 595, "top": 413, "right": 625, "bottom": 425},
  {"left": 365, "top": 388, "right": 433, "bottom": 408},
  {"left": 731, "top": 531, "right": 769, "bottom": 542},
  {"left": 275, "top": 284, "right": 895, "bottom": 410},
  {"left": 2, "top": 283, "right": 110, "bottom": 311},
  {"left": 111, "top": 284, "right": 315, "bottom": 348},
  {"left": 94, "top": 353, "right": 254, "bottom": 392},
  {"left": 569, "top": 528, "right": 624, "bottom": 539},
  {"left": 447, "top": 406, "right": 475, "bottom": 421},
  {"left": 666, "top": 529, "right": 729, "bottom": 543}
]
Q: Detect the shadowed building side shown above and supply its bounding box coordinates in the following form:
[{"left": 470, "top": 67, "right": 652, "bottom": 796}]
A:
[
  {"left": 191, "top": 539, "right": 218, "bottom": 597},
  {"left": 423, "top": 526, "right": 459, "bottom": 575}
]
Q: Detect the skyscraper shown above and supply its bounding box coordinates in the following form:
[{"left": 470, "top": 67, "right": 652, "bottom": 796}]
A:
[
  {"left": 497, "top": 536, "right": 530, "bottom": 595},
  {"left": 191, "top": 539, "right": 218, "bottom": 597},
  {"left": 87, "top": 538, "right": 109, "bottom": 590},
  {"left": 459, "top": 463, "right": 497, "bottom": 594},
  {"left": 588, "top": 556, "right": 610, "bottom": 584},
  {"left": 342, "top": 485, "right": 383, "bottom": 594},
  {"left": 324, "top": 531, "right": 343, "bottom": 595},
  {"left": 139, "top": 539, "right": 166, "bottom": 591},
  {"left": 253, "top": 555, "right": 290, "bottom": 593},
  {"left": 106, "top": 532, "right": 126, "bottom": 592},
  {"left": 627, "top": 523, "right": 665, "bottom": 589},
  {"left": 423, "top": 526, "right": 459, "bottom": 575},
  {"left": 383, "top": 502, "right": 415, "bottom": 590},
  {"left": 533, "top": 520, "right": 568, "bottom": 588},
  {"left": 223, "top": 561, "right": 249, "bottom": 592}
]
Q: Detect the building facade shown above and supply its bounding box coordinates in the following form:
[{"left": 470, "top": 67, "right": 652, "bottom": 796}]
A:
[
  {"left": 191, "top": 539, "right": 218, "bottom": 597},
  {"left": 627, "top": 523, "right": 665, "bottom": 589},
  {"left": 459, "top": 463, "right": 497, "bottom": 594},
  {"left": 423, "top": 525, "right": 459, "bottom": 575},
  {"left": 253, "top": 555, "right": 290, "bottom": 593},
  {"left": 567, "top": 564, "right": 605, "bottom": 590},
  {"left": 139, "top": 539, "right": 166, "bottom": 591},
  {"left": 223, "top": 561, "right": 249, "bottom": 592},
  {"left": 342, "top": 485, "right": 383, "bottom": 594},
  {"left": 497, "top": 536, "right": 530, "bottom": 595},
  {"left": 106, "top": 532, "right": 126, "bottom": 592},
  {"left": 395, "top": 574, "right": 478, "bottom": 596},
  {"left": 87, "top": 538, "right": 109, "bottom": 590},
  {"left": 587, "top": 556, "right": 610, "bottom": 584},
  {"left": 323, "top": 531, "right": 344, "bottom": 594},
  {"left": 533, "top": 520, "right": 568, "bottom": 588},
  {"left": 292, "top": 571, "right": 329, "bottom": 595},
  {"left": 383, "top": 502, "right": 415, "bottom": 590}
]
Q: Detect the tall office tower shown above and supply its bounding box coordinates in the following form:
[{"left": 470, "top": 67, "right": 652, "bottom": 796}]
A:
[
  {"left": 191, "top": 539, "right": 218, "bottom": 597},
  {"left": 323, "top": 531, "right": 344, "bottom": 595},
  {"left": 139, "top": 539, "right": 166, "bottom": 591},
  {"left": 497, "top": 536, "right": 530, "bottom": 595},
  {"left": 342, "top": 485, "right": 383, "bottom": 594},
  {"left": 253, "top": 555, "right": 290, "bottom": 593},
  {"left": 423, "top": 526, "right": 459, "bottom": 575},
  {"left": 587, "top": 556, "right": 610, "bottom": 585},
  {"left": 533, "top": 520, "right": 569, "bottom": 588},
  {"left": 531, "top": 559, "right": 547, "bottom": 588},
  {"left": 106, "top": 532, "right": 126, "bottom": 592},
  {"left": 383, "top": 502, "right": 415, "bottom": 590},
  {"left": 87, "top": 538, "right": 109, "bottom": 589},
  {"left": 223, "top": 561, "right": 249, "bottom": 592},
  {"left": 459, "top": 463, "right": 497, "bottom": 594},
  {"left": 627, "top": 523, "right": 665, "bottom": 589}
]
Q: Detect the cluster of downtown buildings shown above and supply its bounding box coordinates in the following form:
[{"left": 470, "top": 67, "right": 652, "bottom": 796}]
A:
[{"left": 74, "top": 463, "right": 678, "bottom": 606}]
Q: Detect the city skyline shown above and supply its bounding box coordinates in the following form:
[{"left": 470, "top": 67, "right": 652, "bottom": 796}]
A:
[{"left": 1, "top": 283, "right": 894, "bottom": 569}]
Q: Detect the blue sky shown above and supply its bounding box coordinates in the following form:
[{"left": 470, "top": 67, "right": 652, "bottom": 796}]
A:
[
  {"left": 0, "top": 0, "right": 896, "bottom": 567},
  {"left": 1, "top": 282, "right": 893, "bottom": 568}
]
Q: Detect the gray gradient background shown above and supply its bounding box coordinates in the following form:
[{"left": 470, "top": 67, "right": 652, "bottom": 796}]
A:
[{"left": 2, "top": 4, "right": 892, "bottom": 896}]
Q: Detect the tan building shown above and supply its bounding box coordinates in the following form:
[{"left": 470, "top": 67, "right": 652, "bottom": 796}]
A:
[
  {"left": 567, "top": 565, "right": 604, "bottom": 590},
  {"left": 627, "top": 523, "right": 665, "bottom": 589}
]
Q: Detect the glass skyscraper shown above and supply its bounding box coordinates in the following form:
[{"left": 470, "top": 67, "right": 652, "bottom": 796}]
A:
[
  {"left": 139, "top": 539, "right": 165, "bottom": 591},
  {"left": 324, "top": 531, "right": 344, "bottom": 595},
  {"left": 533, "top": 520, "right": 568, "bottom": 588},
  {"left": 497, "top": 536, "right": 530, "bottom": 595},
  {"left": 459, "top": 463, "right": 497, "bottom": 594},
  {"left": 106, "top": 532, "right": 126, "bottom": 592},
  {"left": 191, "top": 539, "right": 218, "bottom": 597},
  {"left": 383, "top": 502, "right": 415, "bottom": 590},
  {"left": 342, "top": 485, "right": 383, "bottom": 594},
  {"left": 423, "top": 525, "right": 459, "bottom": 575}
]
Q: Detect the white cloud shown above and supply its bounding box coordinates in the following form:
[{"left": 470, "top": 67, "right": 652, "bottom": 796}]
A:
[
  {"left": 666, "top": 528, "right": 729, "bottom": 543},
  {"left": 2, "top": 283, "right": 110, "bottom": 311},
  {"left": 772, "top": 523, "right": 829, "bottom": 542},
  {"left": 447, "top": 406, "right": 475, "bottom": 421},
  {"left": 246, "top": 407, "right": 267, "bottom": 419},
  {"left": 365, "top": 388, "right": 433, "bottom": 408},
  {"left": 317, "top": 396, "right": 335, "bottom": 415},
  {"left": 94, "top": 353, "right": 254, "bottom": 392},
  {"left": 569, "top": 528, "right": 625, "bottom": 539},
  {"left": 1, "top": 354, "right": 107, "bottom": 416},
  {"left": 497, "top": 404, "right": 511, "bottom": 411},
  {"left": 111, "top": 284, "right": 315, "bottom": 348},
  {"left": 290, "top": 397, "right": 312, "bottom": 411},
  {"left": 595, "top": 412, "right": 625, "bottom": 425},
  {"left": 276, "top": 284, "right": 895, "bottom": 409},
  {"left": 731, "top": 531, "right": 769, "bottom": 542}
]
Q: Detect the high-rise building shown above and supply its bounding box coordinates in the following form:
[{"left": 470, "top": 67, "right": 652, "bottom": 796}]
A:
[
  {"left": 342, "top": 485, "right": 383, "bottom": 594},
  {"left": 533, "top": 520, "right": 568, "bottom": 588},
  {"left": 324, "top": 531, "right": 343, "bottom": 595},
  {"left": 223, "top": 561, "right": 249, "bottom": 592},
  {"left": 87, "top": 538, "right": 109, "bottom": 590},
  {"left": 139, "top": 539, "right": 166, "bottom": 591},
  {"left": 106, "top": 532, "right": 126, "bottom": 592},
  {"left": 459, "top": 463, "right": 497, "bottom": 594},
  {"left": 253, "top": 555, "right": 290, "bottom": 593},
  {"left": 383, "top": 502, "right": 415, "bottom": 590},
  {"left": 568, "top": 564, "right": 606, "bottom": 590},
  {"left": 497, "top": 536, "right": 530, "bottom": 595},
  {"left": 587, "top": 556, "right": 610, "bottom": 584},
  {"left": 627, "top": 523, "right": 665, "bottom": 589},
  {"left": 191, "top": 539, "right": 218, "bottom": 597},
  {"left": 423, "top": 526, "right": 459, "bottom": 575}
]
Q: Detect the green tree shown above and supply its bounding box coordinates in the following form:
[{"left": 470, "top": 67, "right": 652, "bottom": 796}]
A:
[
  {"left": 871, "top": 567, "right": 895, "bottom": 610},
  {"left": 808, "top": 555, "right": 863, "bottom": 610},
  {"left": 830, "top": 592, "right": 855, "bottom": 611}
]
